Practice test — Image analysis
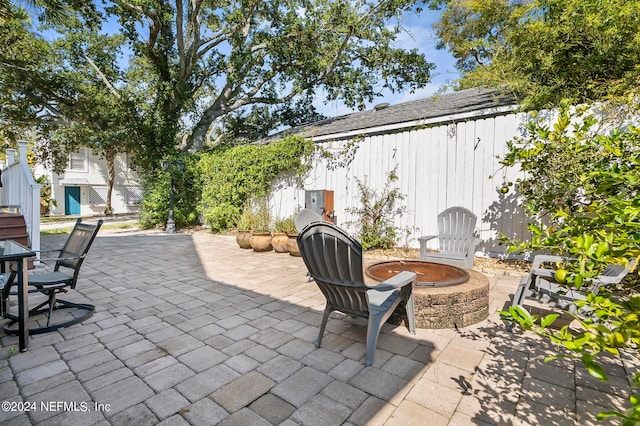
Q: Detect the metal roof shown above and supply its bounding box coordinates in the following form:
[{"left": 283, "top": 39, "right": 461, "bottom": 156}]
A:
[{"left": 263, "top": 87, "right": 517, "bottom": 142}]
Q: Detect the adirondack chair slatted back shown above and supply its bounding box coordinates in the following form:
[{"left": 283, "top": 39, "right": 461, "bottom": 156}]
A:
[
  {"left": 602, "top": 264, "right": 626, "bottom": 277},
  {"left": 55, "top": 218, "right": 102, "bottom": 288},
  {"left": 297, "top": 223, "right": 369, "bottom": 317},
  {"left": 438, "top": 207, "right": 477, "bottom": 255},
  {"left": 591, "top": 259, "right": 636, "bottom": 292},
  {"left": 295, "top": 208, "right": 323, "bottom": 233}
]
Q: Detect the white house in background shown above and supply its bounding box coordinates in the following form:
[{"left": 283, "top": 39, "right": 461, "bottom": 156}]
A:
[
  {"left": 266, "top": 87, "right": 533, "bottom": 258},
  {"left": 35, "top": 148, "right": 142, "bottom": 216}
]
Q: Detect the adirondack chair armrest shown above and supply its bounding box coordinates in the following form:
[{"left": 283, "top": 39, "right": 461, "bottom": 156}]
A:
[
  {"left": 531, "top": 254, "right": 566, "bottom": 269},
  {"left": 590, "top": 262, "right": 633, "bottom": 293},
  {"left": 367, "top": 271, "right": 417, "bottom": 292},
  {"left": 418, "top": 236, "right": 437, "bottom": 259},
  {"left": 595, "top": 275, "right": 627, "bottom": 286},
  {"left": 418, "top": 235, "right": 437, "bottom": 244},
  {"left": 530, "top": 255, "right": 575, "bottom": 280},
  {"left": 466, "top": 237, "right": 482, "bottom": 257}
]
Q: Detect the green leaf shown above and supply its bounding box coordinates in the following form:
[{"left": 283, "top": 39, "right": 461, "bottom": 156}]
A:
[
  {"left": 584, "top": 361, "right": 608, "bottom": 381},
  {"left": 540, "top": 313, "right": 560, "bottom": 328},
  {"left": 512, "top": 305, "right": 534, "bottom": 324},
  {"left": 597, "top": 410, "right": 622, "bottom": 419},
  {"left": 574, "top": 274, "right": 584, "bottom": 290},
  {"left": 595, "top": 242, "right": 609, "bottom": 258}
]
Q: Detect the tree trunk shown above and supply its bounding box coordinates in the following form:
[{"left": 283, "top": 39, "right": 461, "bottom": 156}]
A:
[
  {"left": 187, "top": 123, "right": 208, "bottom": 153},
  {"left": 104, "top": 153, "right": 115, "bottom": 215},
  {"left": 186, "top": 107, "right": 222, "bottom": 152}
]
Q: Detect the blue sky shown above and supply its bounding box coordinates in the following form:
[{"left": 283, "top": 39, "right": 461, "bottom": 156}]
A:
[{"left": 316, "top": 7, "right": 460, "bottom": 117}]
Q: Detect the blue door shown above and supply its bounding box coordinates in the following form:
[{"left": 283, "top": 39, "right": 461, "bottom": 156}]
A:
[{"left": 65, "top": 186, "right": 81, "bottom": 215}]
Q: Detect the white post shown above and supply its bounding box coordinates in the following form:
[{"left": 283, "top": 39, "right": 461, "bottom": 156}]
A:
[
  {"left": 17, "top": 140, "right": 28, "bottom": 163},
  {"left": 31, "top": 183, "right": 41, "bottom": 257},
  {"left": 6, "top": 149, "right": 16, "bottom": 165}
]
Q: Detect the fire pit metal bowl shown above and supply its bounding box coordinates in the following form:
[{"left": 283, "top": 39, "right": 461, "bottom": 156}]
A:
[{"left": 365, "top": 260, "right": 470, "bottom": 287}]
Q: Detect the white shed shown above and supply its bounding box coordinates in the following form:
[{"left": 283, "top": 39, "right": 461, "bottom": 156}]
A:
[{"left": 268, "top": 87, "right": 532, "bottom": 258}]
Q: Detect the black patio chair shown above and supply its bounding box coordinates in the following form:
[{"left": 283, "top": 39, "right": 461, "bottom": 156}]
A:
[{"left": 2, "top": 218, "right": 102, "bottom": 335}]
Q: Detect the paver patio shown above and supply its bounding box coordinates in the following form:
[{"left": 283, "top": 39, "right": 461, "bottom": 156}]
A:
[{"left": 0, "top": 227, "right": 634, "bottom": 425}]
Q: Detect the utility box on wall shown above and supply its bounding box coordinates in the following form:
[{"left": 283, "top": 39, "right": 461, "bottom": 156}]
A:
[{"left": 304, "top": 190, "right": 335, "bottom": 224}]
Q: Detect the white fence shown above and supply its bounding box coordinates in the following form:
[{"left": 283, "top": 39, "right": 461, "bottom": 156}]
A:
[
  {"left": 271, "top": 111, "right": 532, "bottom": 258},
  {"left": 0, "top": 141, "right": 41, "bottom": 253}
]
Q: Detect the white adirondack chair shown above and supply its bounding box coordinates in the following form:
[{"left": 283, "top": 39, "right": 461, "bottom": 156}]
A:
[
  {"left": 418, "top": 206, "right": 481, "bottom": 268},
  {"left": 511, "top": 254, "right": 635, "bottom": 314}
]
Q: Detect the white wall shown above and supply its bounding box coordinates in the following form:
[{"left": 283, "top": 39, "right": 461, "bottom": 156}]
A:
[{"left": 271, "top": 111, "right": 533, "bottom": 258}]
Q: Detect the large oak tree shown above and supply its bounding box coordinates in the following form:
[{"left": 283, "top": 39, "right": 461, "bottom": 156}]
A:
[
  {"left": 2, "top": 0, "right": 434, "bottom": 208},
  {"left": 111, "top": 0, "right": 434, "bottom": 153}
]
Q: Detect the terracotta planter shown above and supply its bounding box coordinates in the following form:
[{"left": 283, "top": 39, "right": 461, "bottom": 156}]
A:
[
  {"left": 250, "top": 232, "right": 273, "bottom": 252},
  {"left": 236, "top": 230, "right": 252, "bottom": 249},
  {"left": 286, "top": 233, "right": 301, "bottom": 257},
  {"left": 272, "top": 232, "right": 289, "bottom": 253}
]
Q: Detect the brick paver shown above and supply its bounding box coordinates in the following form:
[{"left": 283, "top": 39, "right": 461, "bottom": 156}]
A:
[{"left": 0, "top": 228, "right": 634, "bottom": 425}]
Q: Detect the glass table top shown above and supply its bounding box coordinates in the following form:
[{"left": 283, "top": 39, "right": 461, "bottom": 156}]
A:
[{"left": 0, "top": 240, "right": 34, "bottom": 258}]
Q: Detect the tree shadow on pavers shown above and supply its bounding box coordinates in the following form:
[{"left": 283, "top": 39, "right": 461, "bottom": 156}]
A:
[
  {"left": 455, "top": 319, "right": 633, "bottom": 426},
  {"left": 497, "top": 292, "right": 577, "bottom": 333},
  {"left": 0, "top": 231, "right": 448, "bottom": 425}
]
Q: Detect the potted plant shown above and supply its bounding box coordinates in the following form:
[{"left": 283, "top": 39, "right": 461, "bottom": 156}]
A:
[
  {"left": 280, "top": 212, "right": 301, "bottom": 257},
  {"left": 249, "top": 197, "right": 273, "bottom": 252},
  {"left": 272, "top": 217, "right": 292, "bottom": 253},
  {"left": 234, "top": 203, "right": 253, "bottom": 249}
]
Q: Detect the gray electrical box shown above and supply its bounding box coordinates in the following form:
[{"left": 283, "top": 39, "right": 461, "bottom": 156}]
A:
[{"left": 304, "top": 190, "right": 335, "bottom": 224}]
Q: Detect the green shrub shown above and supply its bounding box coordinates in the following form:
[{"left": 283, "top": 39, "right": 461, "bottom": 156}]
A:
[
  {"left": 139, "top": 153, "right": 201, "bottom": 229},
  {"left": 247, "top": 197, "right": 272, "bottom": 232},
  {"left": 347, "top": 167, "right": 408, "bottom": 250},
  {"left": 235, "top": 200, "right": 254, "bottom": 230},
  {"left": 499, "top": 105, "right": 640, "bottom": 281},
  {"left": 198, "top": 135, "right": 313, "bottom": 231},
  {"left": 498, "top": 106, "right": 640, "bottom": 422}
]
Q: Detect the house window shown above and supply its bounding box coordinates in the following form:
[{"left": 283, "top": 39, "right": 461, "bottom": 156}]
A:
[
  {"left": 124, "top": 186, "right": 142, "bottom": 205},
  {"left": 126, "top": 153, "right": 136, "bottom": 171},
  {"left": 88, "top": 186, "right": 108, "bottom": 206},
  {"left": 68, "top": 148, "right": 88, "bottom": 172}
]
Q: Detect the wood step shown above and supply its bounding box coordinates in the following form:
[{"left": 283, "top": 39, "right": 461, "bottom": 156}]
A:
[
  {"left": 0, "top": 214, "right": 30, "bottom": 248},
  {"left": 0, "top": 227, "right": 26, "bottom": 236},
  {"left": 0, "top": 214, "right": 35, "bottom": 270},
  {"left": 0, "top": 215, "right": 26, "bottom": 227}
]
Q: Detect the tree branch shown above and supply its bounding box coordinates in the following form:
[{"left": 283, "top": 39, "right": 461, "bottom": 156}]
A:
[
  {"left": 82, "top": 52, "right": 120, "bottom": 98},
  {"left": 176, "top": 0, "right": 185, "bottom": 76},
  {"left": 111, "top": 0, "right": 158, "bottom": 24},
  {"left": 195, "top": 32, "right": 227, "bottom": 57}
]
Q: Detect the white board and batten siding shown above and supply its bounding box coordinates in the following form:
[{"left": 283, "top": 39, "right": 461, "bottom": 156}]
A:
[{"left": 271, "top": 110, "right": 532, "bottom": 258}]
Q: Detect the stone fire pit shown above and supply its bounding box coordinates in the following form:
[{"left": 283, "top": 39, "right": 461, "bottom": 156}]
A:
[{"left": 366, "top": 260, "right": 490, "bottom": 329}]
